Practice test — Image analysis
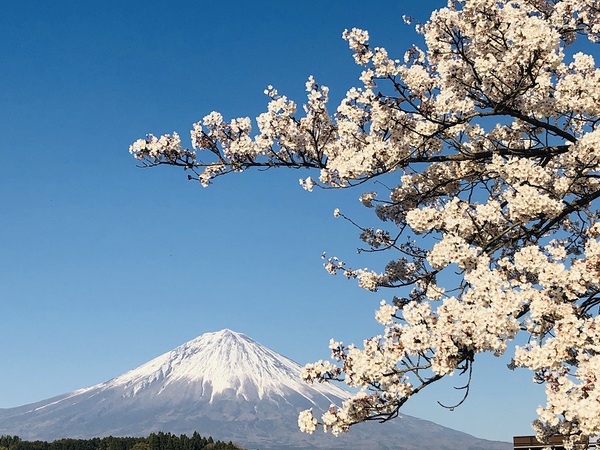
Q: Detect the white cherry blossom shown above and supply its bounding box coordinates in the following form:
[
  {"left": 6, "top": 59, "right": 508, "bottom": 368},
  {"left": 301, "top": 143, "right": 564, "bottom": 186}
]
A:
[{"left": 132, "top": 0, "right": 600, "bottom": 447}]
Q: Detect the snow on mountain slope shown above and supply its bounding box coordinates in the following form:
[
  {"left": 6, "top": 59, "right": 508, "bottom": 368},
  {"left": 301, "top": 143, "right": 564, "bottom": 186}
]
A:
[{"left": 101, "top": 328, "right": 349, "bottom": 404}]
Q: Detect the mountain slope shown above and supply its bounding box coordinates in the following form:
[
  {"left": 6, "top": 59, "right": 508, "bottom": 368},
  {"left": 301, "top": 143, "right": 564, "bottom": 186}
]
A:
[{"left": 0, "top": 329, "right": 510, "bottom": 450}]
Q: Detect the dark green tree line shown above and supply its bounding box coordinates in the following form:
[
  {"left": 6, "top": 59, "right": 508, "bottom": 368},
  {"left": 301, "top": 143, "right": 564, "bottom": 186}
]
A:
[{"left": 0, "top": 432, "right": 240, "bottom": 450}]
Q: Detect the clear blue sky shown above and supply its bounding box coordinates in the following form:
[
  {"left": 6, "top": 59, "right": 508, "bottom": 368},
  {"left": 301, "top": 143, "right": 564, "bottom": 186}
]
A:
[{"left": 0, "top": 0, "right": 545, "bottom": 442}]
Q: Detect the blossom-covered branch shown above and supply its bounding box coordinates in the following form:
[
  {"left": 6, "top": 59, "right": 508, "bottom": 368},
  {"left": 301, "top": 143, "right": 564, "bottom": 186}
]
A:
[{"left": 131, "top": 1, "right": 600, "bottom": 448}]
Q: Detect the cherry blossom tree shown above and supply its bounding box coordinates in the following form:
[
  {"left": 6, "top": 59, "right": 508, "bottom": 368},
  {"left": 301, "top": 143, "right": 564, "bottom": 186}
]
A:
[{"left": 130, "top": 0, "right": 600, "bottom": 447}]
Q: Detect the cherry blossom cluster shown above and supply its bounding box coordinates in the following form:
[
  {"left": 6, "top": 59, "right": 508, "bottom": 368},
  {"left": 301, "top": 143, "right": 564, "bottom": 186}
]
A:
[{"left": 132, "top": 0, "right": 600, "bottom": 447}]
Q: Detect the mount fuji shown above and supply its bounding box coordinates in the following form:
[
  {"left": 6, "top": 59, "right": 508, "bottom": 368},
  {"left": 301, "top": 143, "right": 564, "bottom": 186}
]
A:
[{"left": 0, "top": 329, "right": 510, "bottom": 450}]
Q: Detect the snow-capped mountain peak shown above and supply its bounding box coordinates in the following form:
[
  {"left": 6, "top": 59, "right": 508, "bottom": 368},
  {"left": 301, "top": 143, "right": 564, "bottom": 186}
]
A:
[
  {"left": 99, "top": 329, "right": 348, "bottom": 404},
  {"left": 0, "top": 329, "right": 512, "bottom": 450}
]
